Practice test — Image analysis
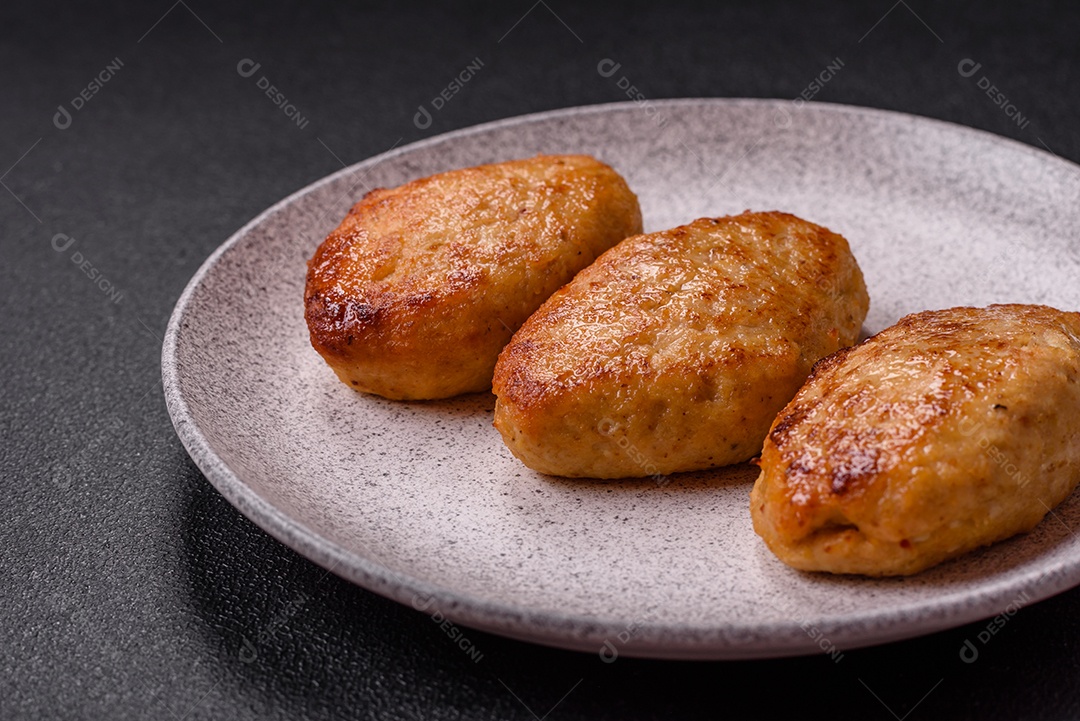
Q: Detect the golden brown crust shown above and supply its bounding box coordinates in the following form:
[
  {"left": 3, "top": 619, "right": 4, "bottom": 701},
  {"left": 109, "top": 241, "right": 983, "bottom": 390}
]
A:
[
  {"left": 492, "top": 211, "right": 870, "bottom": 478},
  {"left": 751, "top": 304, "right": 1080, "bottom": 576},
  {"left": 304, "top": 154, "right": 642, "bottom": 399}
]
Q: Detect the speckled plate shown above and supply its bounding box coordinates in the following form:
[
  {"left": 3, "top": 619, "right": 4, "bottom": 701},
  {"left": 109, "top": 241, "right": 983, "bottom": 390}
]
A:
[{"left": 163, "top": 99, "right": 1080, "bottom": 659}]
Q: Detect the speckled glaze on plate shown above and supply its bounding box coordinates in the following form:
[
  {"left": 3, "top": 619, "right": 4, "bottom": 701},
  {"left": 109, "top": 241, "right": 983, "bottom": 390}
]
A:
[{"left": 162, "top": 99, "right": 1080, "bottom": 659}]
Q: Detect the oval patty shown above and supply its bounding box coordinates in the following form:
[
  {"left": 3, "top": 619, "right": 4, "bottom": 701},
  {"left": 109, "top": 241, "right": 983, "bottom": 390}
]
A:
[
  {"left": 305, "top": 154, "right": 642, "bottom": 400},
  {"left": 492, "top": 211, "right": 869, "bottom": 478},
  {"left": 751, "top": 304, "right": 1080, "bottom": 576}
]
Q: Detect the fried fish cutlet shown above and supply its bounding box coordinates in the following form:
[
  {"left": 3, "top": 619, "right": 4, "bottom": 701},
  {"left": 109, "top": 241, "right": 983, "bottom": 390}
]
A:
[
  {"left": 492, "top": 211, "right": 870, "bottom": 478},
  {"left": 751, "top": 304, "right": 1080, "bottom": 576},
  {"left": 304, "top": 154, "right": 642, "bottom": 400}
]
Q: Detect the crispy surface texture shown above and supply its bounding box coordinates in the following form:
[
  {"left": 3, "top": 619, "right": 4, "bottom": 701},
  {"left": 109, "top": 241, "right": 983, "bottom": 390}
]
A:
[
  {"left": 304, "top": 154, "right": 642, "bottom": 399},
  {"left": 492, "top": 211, "right": 869, "bottom": 478},
  {"left": 751, "top": 304, "right": 1080, "bottom": 576}
]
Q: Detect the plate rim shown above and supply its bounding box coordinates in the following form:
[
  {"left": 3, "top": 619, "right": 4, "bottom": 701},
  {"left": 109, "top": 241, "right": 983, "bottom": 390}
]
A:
[{"left": 162, "top": 97, "right": 1080, "bottom": 659}]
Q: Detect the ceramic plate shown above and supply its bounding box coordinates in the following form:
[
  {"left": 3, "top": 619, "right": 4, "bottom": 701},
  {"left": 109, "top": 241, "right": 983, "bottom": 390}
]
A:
[{"left": 163, "top": 99, "right": 1080, "bottom": 659}]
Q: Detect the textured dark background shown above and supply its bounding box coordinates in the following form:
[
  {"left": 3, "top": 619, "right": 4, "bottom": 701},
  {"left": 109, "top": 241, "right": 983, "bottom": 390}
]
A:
[{"left": 3, "top": 1, "right": 1079, "bottom": 718}]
